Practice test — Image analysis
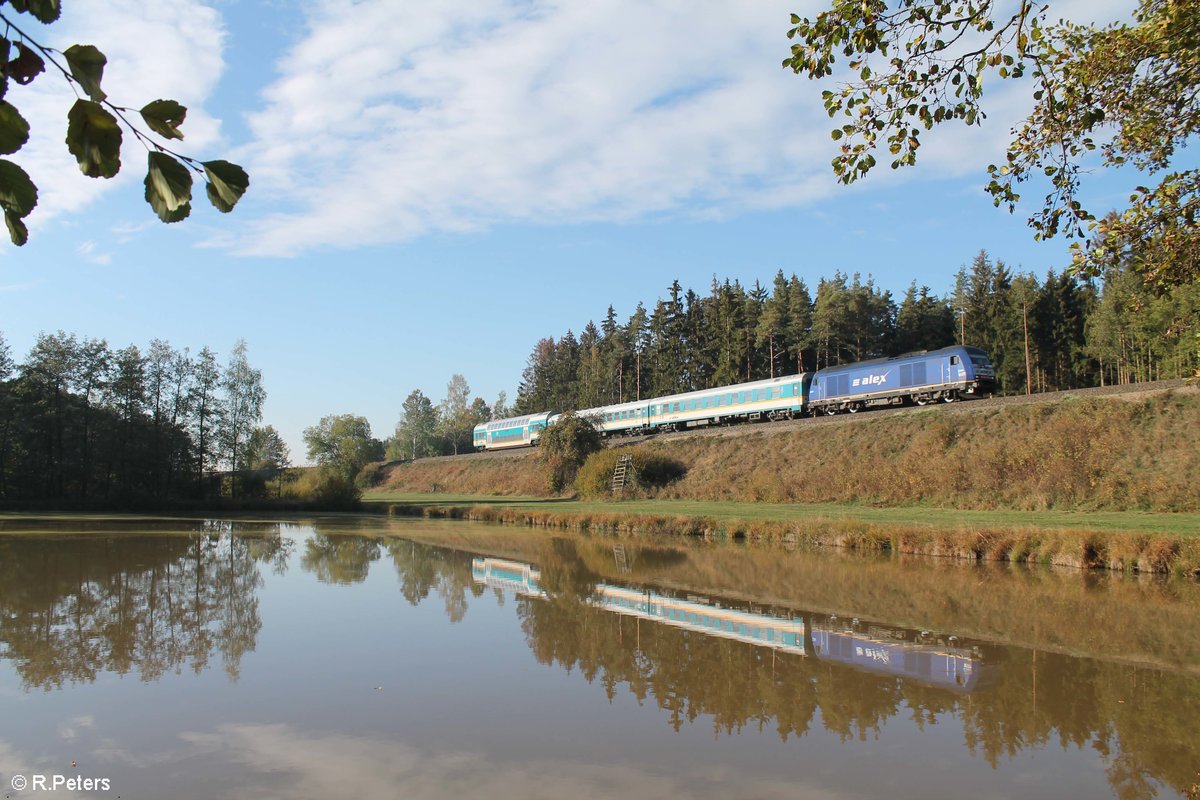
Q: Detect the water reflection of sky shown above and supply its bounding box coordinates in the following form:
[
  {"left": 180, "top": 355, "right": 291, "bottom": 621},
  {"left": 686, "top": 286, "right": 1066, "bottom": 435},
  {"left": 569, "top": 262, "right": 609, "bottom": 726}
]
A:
[{"left": 0, "top": 519, "right": 1192, "bottom": 799}]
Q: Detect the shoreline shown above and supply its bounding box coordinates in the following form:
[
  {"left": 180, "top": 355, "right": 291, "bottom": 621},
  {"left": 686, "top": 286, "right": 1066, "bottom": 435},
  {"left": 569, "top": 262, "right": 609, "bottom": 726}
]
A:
[{"left": 375, "top": 499, "right": 1200, "bottom": 576}]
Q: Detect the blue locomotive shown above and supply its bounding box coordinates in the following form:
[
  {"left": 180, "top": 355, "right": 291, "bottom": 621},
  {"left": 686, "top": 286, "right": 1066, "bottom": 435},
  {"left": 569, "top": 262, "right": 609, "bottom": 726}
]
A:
[
  {"left": 474, "top": 345, "right": 996, "bottom": 450},
  {"left": 808, "top": 345, "right": 996, "bottom": 414}
]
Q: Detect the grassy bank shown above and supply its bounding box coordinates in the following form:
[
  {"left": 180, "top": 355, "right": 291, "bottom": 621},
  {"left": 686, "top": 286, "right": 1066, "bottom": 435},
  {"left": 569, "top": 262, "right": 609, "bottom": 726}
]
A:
[
  {"left": 377, "top": 389, "right": 1200, "bottom": 512},
  {"left": 368, "top": 388, "right": 1200, "bottom": 574},
  {"left": 368, "top": 497, "right": 1200, "bottom": 575}
]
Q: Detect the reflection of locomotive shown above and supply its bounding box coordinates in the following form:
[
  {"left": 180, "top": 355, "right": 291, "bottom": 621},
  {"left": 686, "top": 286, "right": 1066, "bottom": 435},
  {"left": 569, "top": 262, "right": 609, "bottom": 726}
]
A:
[
  {"left": 471, "top": 557, "right": 995, "bottom": 692},
  {"left": 808, "top": 618, "right": 990, "bottom": 692},
  {"left": 474, "top": 345, "right": 997, "bottom": 450}
]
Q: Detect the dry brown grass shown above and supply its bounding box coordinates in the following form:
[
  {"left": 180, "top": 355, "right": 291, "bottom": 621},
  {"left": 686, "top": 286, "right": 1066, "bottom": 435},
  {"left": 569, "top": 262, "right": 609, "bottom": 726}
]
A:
[
  {"left": 379, "top": 456, "right": 548, "bottom": 496},
  {"left": 647, "top": 391, "right": 1200, "bottom": 511},
  {"left": 374, "top": 389, "right": 1200, "bottom": 513}
]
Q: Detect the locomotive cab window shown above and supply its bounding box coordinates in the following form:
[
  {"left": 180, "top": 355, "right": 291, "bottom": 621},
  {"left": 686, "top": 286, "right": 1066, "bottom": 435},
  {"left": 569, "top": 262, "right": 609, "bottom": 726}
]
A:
[{"left": 950, "top": 355, "right": 959, "bottom": 365}]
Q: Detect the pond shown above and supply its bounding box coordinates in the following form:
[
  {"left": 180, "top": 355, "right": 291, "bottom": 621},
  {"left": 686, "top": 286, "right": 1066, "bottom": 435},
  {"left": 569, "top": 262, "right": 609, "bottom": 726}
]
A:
[{"left": 0, "top": 515, "right": 1197, "bottom": 799}]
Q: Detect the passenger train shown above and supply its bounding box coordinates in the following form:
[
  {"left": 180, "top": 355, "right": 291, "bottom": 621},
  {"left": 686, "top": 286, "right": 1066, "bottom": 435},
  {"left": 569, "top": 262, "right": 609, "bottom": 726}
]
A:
[{"left": 474, "top": 344, "right": 997, "bottom": 451}]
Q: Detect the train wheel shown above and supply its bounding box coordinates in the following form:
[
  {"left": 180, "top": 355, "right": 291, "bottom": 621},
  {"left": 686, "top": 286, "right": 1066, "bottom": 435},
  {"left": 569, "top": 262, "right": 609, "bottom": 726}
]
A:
[
  {"left": 942, "top": 393, "right": 957, "bottom": 403},
  {"left": 915, "top": 397, "right": 929, "bottom": 406},
  {"left": 847, "top": 404, "right": 859, "bottom": 413}
]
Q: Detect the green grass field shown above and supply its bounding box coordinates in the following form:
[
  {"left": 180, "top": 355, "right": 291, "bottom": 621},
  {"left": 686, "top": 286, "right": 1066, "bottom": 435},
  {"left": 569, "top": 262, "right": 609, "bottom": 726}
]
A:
[{"left": 363, "top": 491, "right": 1200, "bottom": 536}]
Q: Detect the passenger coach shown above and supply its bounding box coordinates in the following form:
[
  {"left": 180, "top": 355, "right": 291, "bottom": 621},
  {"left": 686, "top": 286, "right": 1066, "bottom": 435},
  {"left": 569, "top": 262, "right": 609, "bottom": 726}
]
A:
[
  {"left": 473, "top": 411, "right": 555, "bottom": 451},
  {"left": 586, "top": 373, "right": 812, "bottom": 436}
]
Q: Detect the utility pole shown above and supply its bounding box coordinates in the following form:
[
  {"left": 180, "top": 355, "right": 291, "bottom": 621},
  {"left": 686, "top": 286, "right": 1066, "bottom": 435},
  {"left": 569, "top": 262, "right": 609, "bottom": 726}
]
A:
[{"left": 1023, "top": 300, "right": 1032, "bottom": 395}]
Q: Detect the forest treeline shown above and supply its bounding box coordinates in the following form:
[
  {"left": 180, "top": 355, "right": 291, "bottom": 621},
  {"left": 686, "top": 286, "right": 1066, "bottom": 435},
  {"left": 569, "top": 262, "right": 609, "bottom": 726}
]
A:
[
  {"left": 512, "top": 252, "right": 1200, "bottom": 414},
  {"left": 0, "top": 331, "right": 285, "bottom": 506},
  {"left": 384, "top": 251, "right": 1198, "bottom": 461}
]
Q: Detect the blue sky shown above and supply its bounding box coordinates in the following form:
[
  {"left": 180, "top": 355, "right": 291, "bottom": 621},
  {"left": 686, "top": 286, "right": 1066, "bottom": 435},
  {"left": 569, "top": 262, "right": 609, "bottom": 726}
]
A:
[{"left": 0, "top": 0, "right": 1140, "bottom": 463}]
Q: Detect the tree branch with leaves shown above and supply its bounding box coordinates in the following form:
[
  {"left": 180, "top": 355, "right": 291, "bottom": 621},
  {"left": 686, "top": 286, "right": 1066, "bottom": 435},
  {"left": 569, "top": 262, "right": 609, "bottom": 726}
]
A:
[
  {"left": 784, "top": 0, "right": 1199, "bottom": 288},
  {"left": 0, "top": 0, "right": 248, "bottom": 245}
]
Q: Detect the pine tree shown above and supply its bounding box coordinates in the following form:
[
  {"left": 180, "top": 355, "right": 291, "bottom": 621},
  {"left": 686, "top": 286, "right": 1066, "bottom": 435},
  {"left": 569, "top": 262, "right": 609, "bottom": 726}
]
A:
[{"left": 785, "top": 275, "right": 814, "bottom": 373}]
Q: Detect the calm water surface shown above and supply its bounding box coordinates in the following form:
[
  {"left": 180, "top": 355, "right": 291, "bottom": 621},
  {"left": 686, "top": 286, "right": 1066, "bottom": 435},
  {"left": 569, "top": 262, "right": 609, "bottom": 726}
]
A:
[{"left": 1, "top": 515, "right": 1197, "bottom": 799}]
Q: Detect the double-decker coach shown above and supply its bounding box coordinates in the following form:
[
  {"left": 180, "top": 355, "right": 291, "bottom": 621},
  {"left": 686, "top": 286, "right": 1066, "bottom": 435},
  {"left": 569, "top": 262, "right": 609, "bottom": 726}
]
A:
[{"left": 473, "top": 411, "right": 556, "bottom": 451}]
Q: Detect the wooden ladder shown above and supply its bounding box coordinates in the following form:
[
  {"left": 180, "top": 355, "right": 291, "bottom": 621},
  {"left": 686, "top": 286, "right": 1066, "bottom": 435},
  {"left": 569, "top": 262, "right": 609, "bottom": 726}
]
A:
[
  {"left": 612, "top": 544, "right": 631, "bottom": 573},
  {"left": 611, "top": 454, "right": 633, "bottom": 492}
]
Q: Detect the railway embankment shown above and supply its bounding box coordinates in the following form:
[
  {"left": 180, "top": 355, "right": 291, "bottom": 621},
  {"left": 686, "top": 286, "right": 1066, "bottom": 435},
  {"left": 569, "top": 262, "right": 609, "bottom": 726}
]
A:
[{"left": 370, "top": 383, "right": 1200, "bottom": 574}]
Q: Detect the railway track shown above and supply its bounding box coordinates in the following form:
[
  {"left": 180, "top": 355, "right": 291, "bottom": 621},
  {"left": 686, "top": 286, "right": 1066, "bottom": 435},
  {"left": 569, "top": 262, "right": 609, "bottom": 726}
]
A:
[{"left": 427, "top": 378, "right": 1194, "bottom": 461}]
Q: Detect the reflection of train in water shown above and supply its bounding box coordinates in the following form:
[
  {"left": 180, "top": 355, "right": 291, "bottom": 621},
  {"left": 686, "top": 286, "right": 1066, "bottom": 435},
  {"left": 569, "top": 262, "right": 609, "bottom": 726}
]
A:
[
  {"left": 472, "top": 557, "right": 994, "bottom": 692},
  {"left": 807, "top": 620, "right": 987, "bottom": 691}
]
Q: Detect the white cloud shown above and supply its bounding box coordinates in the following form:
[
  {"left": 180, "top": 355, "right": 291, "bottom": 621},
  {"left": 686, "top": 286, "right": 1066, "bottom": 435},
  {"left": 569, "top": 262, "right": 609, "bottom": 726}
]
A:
[
  {"left": 0, "top": 280, "right": 41, "bottom": 293},
  {"left": 178, "top": 723, "right": 850, "bottom": 800},
  {"left": 57, "top": 714, "right": 96, "bottom": 740},
  {"left": 237, "top": 0, "right": 1146, "bottom": 257},
  {"left": 10, "top": 0, "right": 228, "bottom": 232},
  {"left": 232, "top": 0, "right": 858, "bottom": 256},
  {"left": 75, "top": 240, "right": 111, "bottom": 265}
]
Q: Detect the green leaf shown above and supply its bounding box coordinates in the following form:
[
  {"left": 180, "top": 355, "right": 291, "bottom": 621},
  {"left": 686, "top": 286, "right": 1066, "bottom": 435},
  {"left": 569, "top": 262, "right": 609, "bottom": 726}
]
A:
[
  {"left": 202, "top": 160, "right": 248, "bottom": 213},
  {"left": 144, "top": 151, "right": 192, "bottom": 223},
  {"left": 7, "top": 0, "right": 61, "bottom": 24},
  {"left": 66, "top": 99, "right": 122, "bottom": 178},
  {"left": 831, "top": 128, "right": 843, "bottom": 140},
  {"left": 64, "top": 44, "right": 108, "bottom": 102},
  {"left": 140, "top": 99, "right": 187, "bottom": 141},
  {"left": 0, "top": 101, "right": 30, "bottom": 154},
  {"left": 9, "top": 42, "right": 46, "bottom": 85},
  {"left": 0, "top": 158, "right": 38, "bottom": 216},
  {"left": 4, "top": 210, "right": 28, "bottom": 245},
  {"left": 0, "top": 39, "right": 9, "bottom": 102}
]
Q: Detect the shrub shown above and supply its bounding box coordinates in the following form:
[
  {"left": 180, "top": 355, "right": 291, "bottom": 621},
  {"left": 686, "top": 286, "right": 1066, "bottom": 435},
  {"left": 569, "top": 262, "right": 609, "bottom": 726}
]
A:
[
  {"left": 310, "top": 471, "right": 362, "bottom": 510},
  {"left": 355, "top": 461, "right": 388, "bottom": 489},
  {"left": 538, "top": 412, "right": 603, "bottom": 493},
  {"left": 575, "top": 447, "right": 688, "bottom": 498},
  {"left": 282, "top": 467, "right": 362, "bottom": 509},
  {"left": 575, "top": 450, "right": 623, "bottom": 498}
]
